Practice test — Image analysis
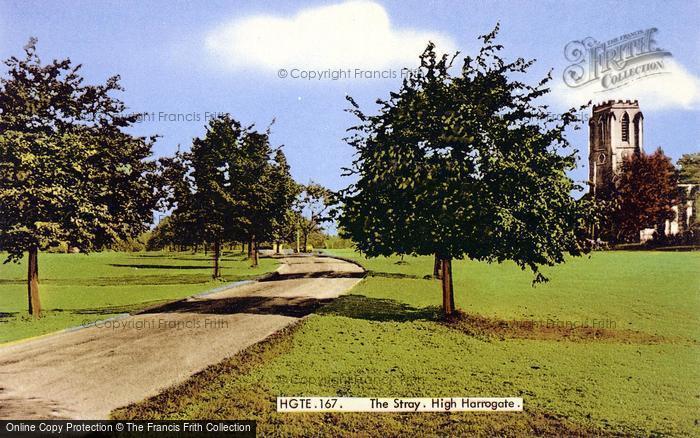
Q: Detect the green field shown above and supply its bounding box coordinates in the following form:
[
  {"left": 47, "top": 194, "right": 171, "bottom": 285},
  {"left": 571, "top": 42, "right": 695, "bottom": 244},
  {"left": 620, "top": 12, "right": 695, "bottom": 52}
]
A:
[
  {"left": 0, "top": 251, "right": 278, "bottom": 344},
  {"left": 114, "top": 250, "right": 700, "bottom": 436}
]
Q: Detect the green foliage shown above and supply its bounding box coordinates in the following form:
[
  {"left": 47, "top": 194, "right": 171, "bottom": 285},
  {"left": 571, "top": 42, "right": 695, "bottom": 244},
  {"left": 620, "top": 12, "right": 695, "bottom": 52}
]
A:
[
  {"left": 0, "top": 39, "right": 158, "bottom": 262},
  {"left": 339, "top": 25, "right": 592, "bottom": 283},
  {"left": 307, "top": 229, "right": 326, "bottom": 248},
  {"left": 272, "top": 209, "right": 302, "bottom": 248},
  {"left": 678, "top": 152, "right": 700, "bottom": 184},
  {"left": 109, "top": 232, "right": 150, "bottom": 252},
  {"left": 324, "top": 233, "right": 354, "bottom": 249},
  {"left": 159, "top": 116, "right": 298, "bottom": 252},
  {"left": 268, "top": 150, "right": 302, "bottom": 246},
  {"left": 678, "top": 153, "right": 700, "bottom": 225}
]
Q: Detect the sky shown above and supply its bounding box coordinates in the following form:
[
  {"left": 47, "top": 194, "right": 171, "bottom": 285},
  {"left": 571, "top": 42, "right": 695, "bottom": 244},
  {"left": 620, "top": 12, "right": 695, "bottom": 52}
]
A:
[{"left": 2, "top": 0, "right": 699, "bottom": 195}]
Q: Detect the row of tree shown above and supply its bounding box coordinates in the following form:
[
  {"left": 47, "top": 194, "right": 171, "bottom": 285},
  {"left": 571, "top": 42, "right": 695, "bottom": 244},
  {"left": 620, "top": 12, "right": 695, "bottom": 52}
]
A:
[
  {"left": 0, "top": 39, "right": 333, "bottom": 317},
  {"left": 157, "top": 116, "right": 297, "bottom": 276},
  {"left": 156, "top": 123, "right": 333, "bottom": 276}
]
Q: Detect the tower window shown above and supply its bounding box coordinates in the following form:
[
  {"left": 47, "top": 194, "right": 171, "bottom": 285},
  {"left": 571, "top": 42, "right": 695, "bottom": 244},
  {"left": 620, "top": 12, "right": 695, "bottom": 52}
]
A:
[
  {"left": 621, "top": 112, "right": 629, "bottom": 142},
  {"left": 634, "top": 113, "right": 642, "bottom": 152}
]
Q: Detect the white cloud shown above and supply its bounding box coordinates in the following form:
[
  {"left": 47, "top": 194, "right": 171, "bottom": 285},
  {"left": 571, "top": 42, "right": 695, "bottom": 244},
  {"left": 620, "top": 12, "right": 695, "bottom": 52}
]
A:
[
  {"left": 551, "top": 58, "right": 700, "bottom": 111},
  {"left": 204, "top": 0, "right": 455, "bottom": 71}
]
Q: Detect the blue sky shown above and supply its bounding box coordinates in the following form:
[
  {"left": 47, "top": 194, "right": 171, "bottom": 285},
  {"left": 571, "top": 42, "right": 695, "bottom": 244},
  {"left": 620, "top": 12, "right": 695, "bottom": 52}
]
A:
[{"left": 2, "top": 0, "right": 699, "bottom": 192}]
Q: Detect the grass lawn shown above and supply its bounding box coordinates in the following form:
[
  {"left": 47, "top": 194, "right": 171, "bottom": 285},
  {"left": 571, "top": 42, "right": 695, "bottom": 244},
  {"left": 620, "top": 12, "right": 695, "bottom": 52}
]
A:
[
  {"left": 0, "top": 251, "right": 278, "bottom": 344},
  {"left": 113, "top": 250, "right": 700, "bottom": 436}
]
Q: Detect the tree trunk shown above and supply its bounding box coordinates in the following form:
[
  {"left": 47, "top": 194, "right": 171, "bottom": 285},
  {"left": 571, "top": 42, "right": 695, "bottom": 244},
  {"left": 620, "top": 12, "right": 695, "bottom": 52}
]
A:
[
  {"left": 433, "top": 254, "right": 442, "bottom": 279},
  {"left": 296, "top": 229, "right": 300, "bottom": 253},
  {"left": 247, "top": 236, "right": 253, "bottom": 259},
  {"left": 27, "top": 247, "right": 41, "bottom": 318},
  {"left": 440, "top": 257, "right": 455, "bottom": 318},
  {"left": 251, "top": 235, "right": 259, "bottom": 267},
  {"left": 303, "top": 232, "right": 308, "bottom": 253},
  {"left": 275, "top": 241, "right": 280, "bottom": 254},
  {"left": 212, "top": 240, "right": 221, "bottom": 279}
]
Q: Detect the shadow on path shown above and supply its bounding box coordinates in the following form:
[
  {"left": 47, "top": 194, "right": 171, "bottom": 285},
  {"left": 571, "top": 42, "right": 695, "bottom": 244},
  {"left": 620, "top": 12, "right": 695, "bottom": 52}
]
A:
[
  {"left": 142, "top": 296, "right": 334, "bottom": 318},
  {"left": 260, "top": 271, "right": 365, "bottom": 281}
]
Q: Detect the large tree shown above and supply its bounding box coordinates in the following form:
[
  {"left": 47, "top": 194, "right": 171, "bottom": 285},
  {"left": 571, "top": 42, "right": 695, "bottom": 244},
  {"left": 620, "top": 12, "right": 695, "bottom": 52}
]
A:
[
  {"left": 339, "top": 26, "right": 591, "bottom": 318},
  {"left": 161, "top": 116, "right": 247, "bottom": 277},
  {"left": 269, "top": 155, "right": 302, "bottom": 254},
  {"left": 297, "top": 182, "right": 333, "bottom": 252},
  {"left": 0, "top": 39, "right": 158, "bottom": 317},
  {"left": 230, "top": 128, "right": 297, "bottom": 266},
  {"left": 601, "top": 148, "right": 679, "bottom": 242}
]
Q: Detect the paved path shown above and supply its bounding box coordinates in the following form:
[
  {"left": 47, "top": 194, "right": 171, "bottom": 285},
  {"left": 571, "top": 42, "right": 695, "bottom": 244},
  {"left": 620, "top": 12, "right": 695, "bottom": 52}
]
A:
[{"left": 0, "top": 256, "right": 364, "bottom": 420}]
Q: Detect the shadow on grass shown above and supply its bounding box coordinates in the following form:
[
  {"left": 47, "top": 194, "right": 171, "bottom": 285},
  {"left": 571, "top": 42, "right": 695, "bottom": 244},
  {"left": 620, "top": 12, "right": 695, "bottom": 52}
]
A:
[
  {"left": 0, "top": 275, "right": 224, "bottom": 286},
  {"left": 0, "top": 279, "right": 23, "bottom": 285},
  {"left": 131, "top": 252, "right": 246, "bottom": 261},
  {"left": 445, "top": 311, "right": 673, "bottom": 344},
  {"left": 0, "top": 312, "right": 17, "bottom": 320},
  {"left": 321, "top": 296, "right": 675, "bottom": 344},
  {"left": 365, "top": 271, "right": 422, "bottom": 279},
  {"left": 130, "top": 256, "right": 247, "bottom": 263},
  {"left": 108, "top": 264, "right": 210, "bottom": 270},
  {"left": 318, "top": 294, "right": 440, "bottom": 322}
]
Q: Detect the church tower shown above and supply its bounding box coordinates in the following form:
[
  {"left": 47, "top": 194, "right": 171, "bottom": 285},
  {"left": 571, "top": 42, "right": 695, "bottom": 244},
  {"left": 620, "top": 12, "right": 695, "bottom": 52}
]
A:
[{"left": 589, "top": 100, "right": 644, "bottom": 194}]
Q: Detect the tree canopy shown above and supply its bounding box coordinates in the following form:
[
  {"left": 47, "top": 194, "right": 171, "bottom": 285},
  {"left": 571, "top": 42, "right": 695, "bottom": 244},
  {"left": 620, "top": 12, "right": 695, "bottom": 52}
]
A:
[
  {"left": 296, "top": 182, "right": 333, "bottom": 252},
  {"left": 0, "top": 39, "right": 158, "bottom": 316},
  {"left": 600, "top": 148, "right": 679, "bottom": 242},
  {"left": 338, "top": 26, "right": 592, "bottom": 317},
  {"left": 678, "top": 153, "right": 700, "bottom": 184},
  {"left": 160, "top": 115, "right": 298, "bottom": 275}
]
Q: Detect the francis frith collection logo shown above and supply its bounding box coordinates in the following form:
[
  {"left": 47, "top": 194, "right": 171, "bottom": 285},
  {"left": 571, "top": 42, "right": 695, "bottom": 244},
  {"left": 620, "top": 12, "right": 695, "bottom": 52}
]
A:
[{"left": 563, "top": 28, "right": 672, "bottom": 90}]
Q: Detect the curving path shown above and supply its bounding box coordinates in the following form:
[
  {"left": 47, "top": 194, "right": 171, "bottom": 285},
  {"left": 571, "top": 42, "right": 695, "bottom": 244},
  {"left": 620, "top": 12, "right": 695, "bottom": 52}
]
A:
[{"left": 0, "top": 256, "right": 364, "bottom": 420}]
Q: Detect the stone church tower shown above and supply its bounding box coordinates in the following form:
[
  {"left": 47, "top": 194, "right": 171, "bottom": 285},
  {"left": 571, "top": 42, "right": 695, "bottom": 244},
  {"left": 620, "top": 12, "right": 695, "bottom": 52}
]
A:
[{"left": 588, "top": 100, "right": 643, "bottom": 194}]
